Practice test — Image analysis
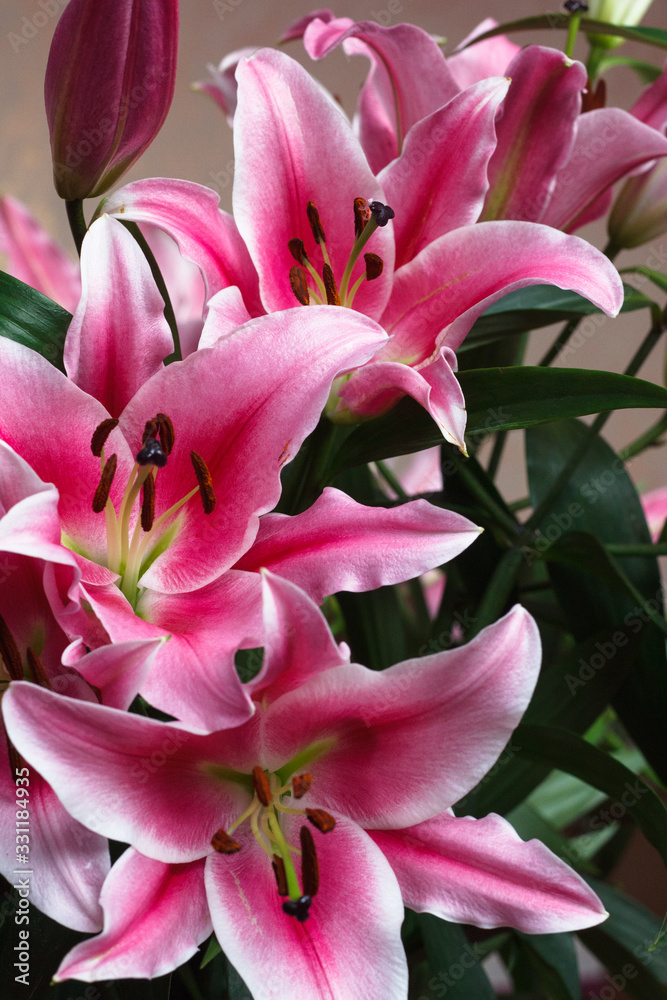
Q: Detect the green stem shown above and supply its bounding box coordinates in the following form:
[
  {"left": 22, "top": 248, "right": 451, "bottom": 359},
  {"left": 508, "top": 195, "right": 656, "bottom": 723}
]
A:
[
  {"left": 65, "top": 199, "right": 87, "bottom": 256},
  {"left": 486, "top": 429, "right": 508, "bottom": 480},
  {"left": 620, "top": 412, "right": 667, "bottom": 461},
  {"left": 606, "top": 543, "right": 667, "bottom": 556},
  {"left": 538, "top": 316, "right": 581, "bottom": 367},
  {"left": 120, "top": 220, "right": 182, "bottom": 362},
  {"left": 470, "top": 547, "right": 525, "bottom": 636},
  {"left": 374, "top": 460, "right": 408, "bottom": 498},
  {"left": 449, "top": 452, "right": 519, "bottom": 539},
  {"left": 565, "top": 13, "right": 582, "bottom": 58}
]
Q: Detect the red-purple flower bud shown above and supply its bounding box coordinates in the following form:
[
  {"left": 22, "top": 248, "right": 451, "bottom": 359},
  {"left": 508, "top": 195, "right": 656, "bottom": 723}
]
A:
[{"left": 45, "top": 0, "right": 179, "bottom": 201}]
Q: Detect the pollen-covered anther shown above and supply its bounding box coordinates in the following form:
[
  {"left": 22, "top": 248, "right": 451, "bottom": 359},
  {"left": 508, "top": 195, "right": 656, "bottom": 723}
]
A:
[
  {"left": 252, "top": 765, "right": 271, "bottom": 807},
  {"left": 272, "top": 854, "right": 288, "bottom": 896},
  {"left": 190, "top": 451, "right": 216, "bottom": 515},
  {"left": 292, "top": 773, "right": 312, "bottom": 799},
  {"left": 354, "top": 197, "right": 371, "bottom": 238},
  {"left": 306, "top": 201, "right": 326, "bottom": 243},
  {"left": 322, "top": 263, "right": 340, "bottom": 306},
  {"left": 364, "top": 253, "right": 384, "bottom": 281},
  {"left": 306, "top": 808, "right": 336, "bottom": 833},
  {"left": 282, "top": 895, "right": 312, "bottom": 922},
  {"left": 211, "top": 828, "right": 242, "bottom": 853},
  {"left": 0, "top": 614, "right": 23, "bottom": 681},
  {"left": 288, "top": 238, "right": 308, "bottom": 264},
  {"left": 26, "top": 647, "right": 52, "bottom": 691},
  {"left": 141, "top": 473, "right": 156, "bottom": 532},
  {"left": 300, "top": 826, "right": 319, "bottom": 896},
  {"left": 369, "top": 201, "right": 395, "bottom": 227},
  {"left": 156, "top": 413, "right": 175, "bottom": 455},
  {"left": 136, "top": 437, "right": 167, "bottom": 468},
  {"left": 289, "top": 265, "right": 310, "bottom": 306},
  {"left": 92, "top": 454, "right": 117, "bottom": 513},
  {"left": 90, "top": 418, "right": 119, "bottom": 457}
]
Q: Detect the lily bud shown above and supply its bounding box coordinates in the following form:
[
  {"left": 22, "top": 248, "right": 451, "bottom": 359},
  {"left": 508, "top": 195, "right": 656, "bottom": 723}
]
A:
[
  {"left": 607, "top": 157, "right": 667, "bottom": 249},
  {"left": 585, "top": 1, "right": 654, "bottom": 49},
  {"left": 45, "top": 0, "right": 179, "bottom": 201}
]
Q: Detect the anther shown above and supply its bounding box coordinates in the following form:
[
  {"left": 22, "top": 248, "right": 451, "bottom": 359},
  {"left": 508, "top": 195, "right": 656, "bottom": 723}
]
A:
[
  {"left": 369, "top": 201, "right": 395, "bottom": 227},
  {"left": 142, "top": 418, "right": 159, "bottom": 444},
  {"left": 137, "top": 438, "right": 167, "bottom": 468},
  {"left": 282, "top": 895, "right": 312, "bottom": 921},
  {"left": 141, "top": 473, "right": 156, "bottom": 532},
  {"left": 91, "top": 418, "right": 119, "bottom": 457},
  {"left": 322, "top": 263, "right": 340, "bottom": 306},
  {"left": 354, "top": 197, "right": 371, "bottom": 238},
  {"left": 252, "top": 765, "right": 271, "bottom": 807},
  {"left": 289, "top": 265, "right": 310, "bottom": 306},
  {"left": 211, "top": 828, "right": 242, "bottom": 853},
  {"left": 92, "top": 454, "right": 117, "bottom": 513},
  {"left": 292, "top": 774, "right": 312, "bottom": 799},
  {"left": 0, "top": 614, "right": 23, "bottom": 680},
  {"left": 26, "top": 647, "right": 52, "bottom": 690},
  {"left": 582, "top": 77, "right": 606, "bottom": 114},
  {"left": 306, "top": 201, "right": 326, "bottom": 244},
  {"left": 364, "top": 253, "right": 384, "bottom": 281},
  {"left": 156, "top": 413, "right": 175, "bottom": 456},
  {"left": 288, "top": 238, "right": 308, "bottom": 264},
  {"left": 272, "top": 855, "right": 288, "bottom": 896},
  {"left": 300, "top": 826, "right": 319, "bottom": 897},
  {"left": 306, "top": 808, "right": 336, "bottom": 833},
  {"left": 564, "top": 0, "right": 588, "bottom": 11},
  {"left": 190, "top": 452, "right": 216, "bottom": 515}
]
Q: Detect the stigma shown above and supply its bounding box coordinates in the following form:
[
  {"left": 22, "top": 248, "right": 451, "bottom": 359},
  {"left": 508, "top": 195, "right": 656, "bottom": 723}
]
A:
[{"left": 288, "top": 197, "right": 394, "bottom": 310}]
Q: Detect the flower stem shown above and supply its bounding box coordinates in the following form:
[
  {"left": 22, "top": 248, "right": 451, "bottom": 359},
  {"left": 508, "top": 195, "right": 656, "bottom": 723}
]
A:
[{"left": 65, "top": 199, "right": 87, "bottom": 256}]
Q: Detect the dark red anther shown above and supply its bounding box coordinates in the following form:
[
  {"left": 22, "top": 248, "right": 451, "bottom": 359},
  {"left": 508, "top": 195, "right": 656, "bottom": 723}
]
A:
[
  {"left": 582, "top": 77, "right": 606, "bottom": 114},
  {"left": 289, "top": 266, "right": 310, "bottom": 306},
  {"left": 306, "top": 201, "right": 326, "bottom": 244},
  {"left": 141, "top": 473, "right": 156, "bottom": 532},
  {"left": 272, "top": 855, "right": 288, "bottom": 896},
  {"left": 91, "top": 418, "right": 119, "bottom": 457},
  {"left": 354, "top": 197, "right": 371, "bottom": 239},
  {"left": 306, "top": 808, "right": 336, "bottom": 833},
  {"left": 142, "top": 418, "right": 159, "bottom": 444},
  {"left": 190, "top": 452, "right": 216, "bottom": 515},
  {"left": 300, "top": 826, "right": 319, "bottom": 897},
  {"left": 364, "top": 253, "right": 384, "bottom": 281},
  {"left": 252, "top": 765, "right": 271, "bottom": 807},
  {"left": 322, "top": 263, "right": 340, "bottom": 306},
  {"left": 292, "top": 773, "right": 312, "bottom": 799},
  {"left": 0, "top": 614, "right": 23, "bottom": 681},
  {"left": 288, "top": 238, "right": 308, "bottom": 264},
  {"left": 92, "top": 454, "right": 117, "bottom": 513},
  {"left": 211, "top": 829, "right": 242, "bottom": 853},
  {"left": 26, "top": 647, "right": 52, "bottom": 690},
  {"left": 156, "top": 413, "right": 175, "bottom": 456}
]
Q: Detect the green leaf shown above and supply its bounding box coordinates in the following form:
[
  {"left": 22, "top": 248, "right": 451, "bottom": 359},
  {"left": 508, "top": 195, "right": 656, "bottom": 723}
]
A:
[
  {"left": 515, "top": 724, "right": 667, "bottom": 869},
  {"left": 622, "top": 266, "right": 667, "bottom": 297},
  {"left": 455, "top": 15, "right": 667, "bottom": 52},
  {"left": 329, "top": 369, "right": 667, "bottom": 472},
  {"left": 417, "top": 914, "right": 497, "bottom": 999},
  {"left": 583, "top": 878, "right": 667, "bottom": 983},
  {"left": 526, "top": 419, "right": 667, "bottom": 782},
  {"left": 510, "top": 931, "right": 581, "bottom": 1000},
  {"left": 0, "top": 270, "right": 71, "bottom": 371},
  {"left": 200, "top": 933, "right": 222, "bottom": 969},
  {"left": 595, "top": 55, "right": 663, "bottom": 83}
]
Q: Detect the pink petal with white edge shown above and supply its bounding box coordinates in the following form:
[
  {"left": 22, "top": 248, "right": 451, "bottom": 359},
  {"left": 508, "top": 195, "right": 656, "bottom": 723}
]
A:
[
  {"left": 261, "top": 606, "right": 541, "bottom": 830},
  {"left": 120, "top": 307, "right": 387, "bottom": 594},
  {"left": 481, "top": 48, "right": 586, "bottom": 224},
  {"left": 0, "top": 745, "right": 109, "bottom": 932},
  {"left": 198, "top": 285, "right": 253, "bottom": 349},
  {"left": 541, "top": 108, "right": 667, "bottom": 232},
  {"left": 0, "top": 195, "right": 80, "bottom": 312},
  {"left": 233, "top": 48, "right": 394, "bottom": 320},
  {"left": 448, "top": 19, "right": 520, "bottom": 89},
  {"left": 83, "top": 571, "right": 262, "bottom": 732},
  {"left": 631, "top": 62, "right": 667, "bottom": 131},
  {"left": 381, "top": 221, "right": 623, "bottom": 362},
  {"left": 237, "top": 486, "right": 479, "bottom": 602},
  {"left": 206, "top": 813, "right": 408, "bottom": 1000},
  {"left": 380, "top": 78, "right": 510, "bottom": 267},
  {"left": 68, "top": 637, "right": 166, "bottom": 711},
  {"left": 370, "top": 811, "right": 607, "bottom": 932},
  {"left": 64, "top": 216, "right": 173, "bottom": 417},
  {"left": 280, "top": 8, "right": 336, "bottom": 43},
  {"left": 335, "top": 350, "right": 468, "bottom": 449},
  {"left": 303, "top": 18, "right": 459, "bottom": 173},
  {"left": 103, "top": 178, "right": 262, "bottom": 314},
  {"left": 2, "top": 683, "right": 260, "bottom": 862},
  {"left": 193, "top": 47, "right": 258, "bottom": 127},
  {"left": 248, "top": 570, "right": 350, "bottom": 703},
  {"left": 54, "top": 849, "right": 211, "bottom": 982}
]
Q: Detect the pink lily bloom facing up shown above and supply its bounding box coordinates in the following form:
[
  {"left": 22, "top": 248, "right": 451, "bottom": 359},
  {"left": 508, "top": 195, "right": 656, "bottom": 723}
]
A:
[
  {"left": 0, "top": 441, "right": 167, "bottom": 932},
  {"left": 45, "top": 0, "right": 179, "bottom": 200},
  {"left": 222, "top": 46, "right": 623, "bottom": 450},
  {"left": 0, "top": 215, "right": 482, "bottom": 732},
  {"left": 3, "top": 572, "right": 607, "bottom": 995}
]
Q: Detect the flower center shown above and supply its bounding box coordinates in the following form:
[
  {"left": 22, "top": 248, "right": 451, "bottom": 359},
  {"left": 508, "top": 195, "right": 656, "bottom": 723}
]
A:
[
  {"left": 211, "top": 765, "right": 336, "bottom": 922},
  {"left": 288, "top": 198, "right": 394, "bottom": 310},
  {"left": 87, "top": 414, "right": 215, "bottom": 607}
]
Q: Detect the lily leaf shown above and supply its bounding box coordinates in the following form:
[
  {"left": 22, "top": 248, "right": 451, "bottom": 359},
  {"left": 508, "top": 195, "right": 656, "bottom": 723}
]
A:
[{"left": 0, "top": 270, "right": 71, "bottom": 372}]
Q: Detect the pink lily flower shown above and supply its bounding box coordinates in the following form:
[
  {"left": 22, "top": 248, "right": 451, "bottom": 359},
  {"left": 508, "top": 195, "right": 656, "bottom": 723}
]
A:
[
  {"left": 226, "top": 47, "right": 622, "bottom": 447},
  {"left": 0, "top": 442, "right": 163, "bottom": 931},
  {"left": 3, "top": 572, "right": 607, "bottom": 992},
  {"left": 0, "top": 218, "right": 480, "bottom": 731},
  {"left": 45, "top": 0, "right": 178, "bottom": 200}
]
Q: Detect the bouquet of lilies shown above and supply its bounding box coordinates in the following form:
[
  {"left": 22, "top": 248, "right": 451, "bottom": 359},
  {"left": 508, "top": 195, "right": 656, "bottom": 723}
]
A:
[{"left": 1, "top": 1, "right": 667, "bottom": 997}]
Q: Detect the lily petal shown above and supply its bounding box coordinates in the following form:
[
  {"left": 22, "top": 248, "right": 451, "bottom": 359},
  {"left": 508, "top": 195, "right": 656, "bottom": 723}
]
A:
[{"left": 448, "top": 19, "right": 520, "bottom": 89}]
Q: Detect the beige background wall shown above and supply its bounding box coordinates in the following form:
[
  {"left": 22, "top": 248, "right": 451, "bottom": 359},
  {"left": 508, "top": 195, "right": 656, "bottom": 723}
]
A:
[{"left": 1, "top": 0, "right": 666, "bottom": 497}]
